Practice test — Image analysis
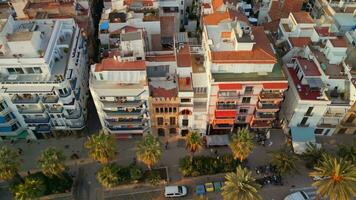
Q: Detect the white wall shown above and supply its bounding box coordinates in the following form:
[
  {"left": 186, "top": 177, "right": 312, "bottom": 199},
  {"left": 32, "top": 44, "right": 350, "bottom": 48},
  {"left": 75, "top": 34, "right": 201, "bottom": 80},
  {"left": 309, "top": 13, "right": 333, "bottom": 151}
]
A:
[{"left": 211, "top": 63, "right": 275, "bottom": 74}]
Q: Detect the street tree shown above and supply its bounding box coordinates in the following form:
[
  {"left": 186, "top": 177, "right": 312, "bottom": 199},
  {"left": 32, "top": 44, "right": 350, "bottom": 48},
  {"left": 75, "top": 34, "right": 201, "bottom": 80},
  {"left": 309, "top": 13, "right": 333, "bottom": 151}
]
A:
[
  {"left": 185, "top": 131, "right": 203, "bottom": 158},
  {"left": 222, "top": 166, "right": 262, "bottom": 200},
  {"left": 38, "top": 147, "right": 66, "bottom": 177},
  {"left": 302, "top": 142, "right": 326, "bottom": 169},
  {"left": 310, "top": 154, "right": 356, "bottom": 200},
  {"left": 84, "top": 133, "right": 117, "bottom": 164},
  {"left": 229, "top": 128, "right": 254, "bottom": 162},
  {"left": 269, "top": 147, "right": 298, "bottom": 175},
  {"left": 96, "top": 163, "right": 120, "bottom": 188},
  {"left": 0, "top": 146, "right": 20, "bottom": 181},
  {"left": 136, "top": 134, "right": 162, "bottom": 170},
  {"left": 12, "top": 177, "right": 46, "bottom": 200}
]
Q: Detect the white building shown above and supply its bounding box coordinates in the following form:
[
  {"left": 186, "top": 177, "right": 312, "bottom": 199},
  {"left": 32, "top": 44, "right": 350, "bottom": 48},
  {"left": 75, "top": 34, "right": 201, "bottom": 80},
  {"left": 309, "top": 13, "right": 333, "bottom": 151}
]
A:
[{"left": 0, "top": 16, "right": 89, "bottom": 140}]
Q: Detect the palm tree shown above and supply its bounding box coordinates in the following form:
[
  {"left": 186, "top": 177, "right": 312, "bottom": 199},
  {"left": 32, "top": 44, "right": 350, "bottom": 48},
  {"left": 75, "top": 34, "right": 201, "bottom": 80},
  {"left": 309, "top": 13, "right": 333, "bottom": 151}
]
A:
[
  {"left": 221, "top": 166, "right": 262, "bottom": 200},
  {"left": 229, "top": 128, "right": 254, "bottom": 162},
  {"left": 337, "top": 142, "right": 356, "bottom": 164},
  {"left": 310, "top": 154, "right": 356, "bottom": 200},
  {"left": 12, "top": 177, "right": 46, "bottom": 200},
  {"left": 0, "top": 146, "right": 20, "bottom": 181},
  {"left": 185, "top": 131, "right": 203, "bottom": 158},
  {"left": 96, "top": 163, "right": 120, "bottom": 188},
  {"left": 136, "top": 134, "right": 162, "bottom": 170},
  {"left": 38, "top": 147, "right": 66, "bottom": 177},
  {"left": 84, "top": 133, "right": 117, "bottom": 164},
  {"left": 302, "top": 142, "right": 326, "bottom": 169},
  {"left": 269, "top": 147, "right": 298, "bottom": 175}
]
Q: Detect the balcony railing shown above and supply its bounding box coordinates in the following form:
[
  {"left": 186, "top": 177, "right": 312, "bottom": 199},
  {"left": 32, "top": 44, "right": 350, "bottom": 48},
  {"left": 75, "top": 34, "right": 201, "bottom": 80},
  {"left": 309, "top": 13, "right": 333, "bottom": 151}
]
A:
[
  {"left": 257, "top": 103, "right": 279, "bottom": 110},
  {"left": 259, "top": 91, "right": 283, "bottom": 100},
  {"left": 59, "top": 88, "right": 72, "bottom": 98},
  {"left": 12, "top": 94, "right": 40, "bottom": 104},
  {"left": 104, "top": 109, "right": 143, "bottom": 116},
  {"left": 48, "top": 106, "right": 64, "bottom": 113},
  {"left": 17, "top": 105, "right": 45, "bottom": 114},
  {"left": 297, "top": 123, "right": 310, "bottom": 127},
  {"left": 36, "top": 124, "right": 51, "bottom": 132},
  {"left": 101, "top": 100, "right": 144, "bottom": 108},
  {"left": 216, "top": 104, "right": 238, "bottom": 110},
  {"left": 25, "top": 117, "right": 50, "bottom": 123},
  {"left": 105, "top": 118, "right": 145, "bottom": 126},
  {"left": 42, "top": 95, "right": 59, "bottom": 103},
  {"left": 107, "top": 126, "right": 145, "bottom": 131},
  {"left": 255, "top": 113, "right": 276, "bottom": 119}
]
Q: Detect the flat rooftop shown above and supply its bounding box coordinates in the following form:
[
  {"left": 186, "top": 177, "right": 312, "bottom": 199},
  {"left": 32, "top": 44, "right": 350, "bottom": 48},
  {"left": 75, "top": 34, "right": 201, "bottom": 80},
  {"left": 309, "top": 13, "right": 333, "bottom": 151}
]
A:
[
  {"left": 7, "top": 31, "right": 33, "bottom": 41},
  {"left": 311, "top": 48, "right": 346, "bottom": 79},
  {"left": 296, "top": 57, "right": 321, "bottom": 76},
  {"left": 212, "top": 61, "right": 286, "bottom": 82}
]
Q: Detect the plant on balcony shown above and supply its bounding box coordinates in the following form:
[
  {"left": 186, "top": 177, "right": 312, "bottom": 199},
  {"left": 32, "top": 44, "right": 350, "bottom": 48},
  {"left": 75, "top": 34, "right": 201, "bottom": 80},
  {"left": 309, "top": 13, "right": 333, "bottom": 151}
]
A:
[
  {"left": 229, "top": 128, "right": 254, "bottom": 162},
  {"left": 269, "top": 147, "right": 298, "bottom": 176},
  {"left": 11, "top": 176, "right": 46, "bottom": 200},
  {"left": 96, "top": 163, "right": 120, "bottom": 188},
  {"left": 301, "top": 142, "right": 327, "bottom": 169},
  {"left": 38, "top": 148, "right": 66, "bottom": 177},
  {"left": 222, "top": 166, "right": 262, "bottom": 200},
  {"left": 84, "top": 132, "right": 117, "bottom": 164},
  {"left": 185, "top": 131, "right": 203, "bottom": 159},
  {"left": 0, "top": 146, "right": 20, "bottom": 181},
  {"left": 136, "top": 134, "right": 162, "bottom": 170},
  {"left": 310, "top": 154, "right": 356, "bottom": 200}
]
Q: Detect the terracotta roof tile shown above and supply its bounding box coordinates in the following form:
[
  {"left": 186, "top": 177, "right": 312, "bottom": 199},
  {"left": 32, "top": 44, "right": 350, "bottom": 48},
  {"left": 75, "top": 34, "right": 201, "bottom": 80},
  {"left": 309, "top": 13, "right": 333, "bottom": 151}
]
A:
[
  {"left": 177, "top": 44, "right": 192, "bottom": 67},
  {"left": 329, "top": 37, "right": 348, "bottom": 48},
  {"left": 314, "top": 27, "right": 335, "bottom": 37},
  {"left": 283, "top": 0, "right": 303, "bottom": 14},
  {"left": 263, "top": 20, "right": 281, "bottom": 32},
  {"left": 288, "top": 37, "right": 312, "bottom": 47},
  {"left": 227, "top": 8, "right": 250, "bottom": 24},
  {"left": 291, "top": 12, "right": 314, "bottom": 24},
  {"left": 95, "top": 59, "right": 146, "bottom": 72},
  {"left": 203, "top": 11, "right": 230, "bottom": 25}
]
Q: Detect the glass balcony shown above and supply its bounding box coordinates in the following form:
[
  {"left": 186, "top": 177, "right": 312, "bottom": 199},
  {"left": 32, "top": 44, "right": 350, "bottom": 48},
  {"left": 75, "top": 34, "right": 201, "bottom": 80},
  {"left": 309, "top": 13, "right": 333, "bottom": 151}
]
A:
[{"left": 12, "top": 94, "right": 39, "bottom": 104}]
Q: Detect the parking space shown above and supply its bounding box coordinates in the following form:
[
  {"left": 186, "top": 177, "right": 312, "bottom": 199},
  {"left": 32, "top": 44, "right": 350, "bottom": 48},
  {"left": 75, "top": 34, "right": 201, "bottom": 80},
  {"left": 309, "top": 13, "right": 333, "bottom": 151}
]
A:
[{"left": 104, "top": 189, "right": 163, "bottom": 200}]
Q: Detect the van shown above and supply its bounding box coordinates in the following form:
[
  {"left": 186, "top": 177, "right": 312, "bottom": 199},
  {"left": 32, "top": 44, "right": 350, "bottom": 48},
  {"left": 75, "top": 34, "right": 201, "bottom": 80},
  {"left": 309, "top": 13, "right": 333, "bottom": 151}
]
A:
[
  {"left": 284, "top": 191, "right": 310, "bottom": 200},
  {"left": 164, "top": 185, "right": 188, "bottom": 198}
]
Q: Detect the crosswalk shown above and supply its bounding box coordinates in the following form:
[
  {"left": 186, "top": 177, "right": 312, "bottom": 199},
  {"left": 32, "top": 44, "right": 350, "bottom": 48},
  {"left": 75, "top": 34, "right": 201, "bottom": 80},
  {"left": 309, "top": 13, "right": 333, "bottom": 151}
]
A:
[{"left": 290, "top": 187, "right": 317, "bottom": 200}]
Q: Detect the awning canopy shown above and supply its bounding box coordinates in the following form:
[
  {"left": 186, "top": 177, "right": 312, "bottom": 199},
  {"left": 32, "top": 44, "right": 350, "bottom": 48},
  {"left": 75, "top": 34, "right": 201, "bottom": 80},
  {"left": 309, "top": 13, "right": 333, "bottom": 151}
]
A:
[
  {"left": 218, "top": 84, "right": 242, "bottom": 90},
  {"left": 291, "top": 127, "right": 316, "bottom": 154},
  {"left": 206, "top": 134, "right": 230, "bottom": 146},
  {"left": 263, "top": 82, "right": 289, "bottom": 90}
]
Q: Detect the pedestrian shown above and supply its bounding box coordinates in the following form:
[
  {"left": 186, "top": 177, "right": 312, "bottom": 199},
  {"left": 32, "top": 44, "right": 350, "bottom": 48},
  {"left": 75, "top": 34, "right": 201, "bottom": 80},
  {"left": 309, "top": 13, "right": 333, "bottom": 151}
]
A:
[
  {"left": 165, "top": 141, "right": 168, "bottom": 150},
  {"left": 214, "top": 149, "right": 218, "bottom": 155}
]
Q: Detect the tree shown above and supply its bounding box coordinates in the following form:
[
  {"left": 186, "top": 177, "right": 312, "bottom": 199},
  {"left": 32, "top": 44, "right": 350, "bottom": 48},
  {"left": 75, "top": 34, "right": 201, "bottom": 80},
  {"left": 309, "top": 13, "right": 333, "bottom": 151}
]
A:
[
  {"left": 84, "top": 133, "right": 117, "bottom": 164},
  {"left": 96, "top": 163, "right": 120, "bottom": 188},
  {"left": 221, "top": 166, "right": 262, "bottom": 200},
  {"left": 302, "top": 142, "right": 326, "bottom": 169},
  {"left": 38, "top": 147, "right": 66, "bottom": 177},
  {"left": 337, "top": 142, "right": 356, "bottom": 164},
  {"left": 0, "top": 146, "right": 20, "bottom": 181},
  {"left": 185, "top": 131, "right": 203, "bottom": 158},
  {"left": 269, "top": 147, "right": 298, "bottom": 175},
  {"left": 229, "top": 128, "right": 254, "bottom": 162},
  {"left": 136, "top": 134, "right": 162, "bottom": 170},
  {"left": 310, "top": 154, "right": 356, "bottom": 200},
  {"left": 12, "top": 177, "right": 46, "bottom": 200}
]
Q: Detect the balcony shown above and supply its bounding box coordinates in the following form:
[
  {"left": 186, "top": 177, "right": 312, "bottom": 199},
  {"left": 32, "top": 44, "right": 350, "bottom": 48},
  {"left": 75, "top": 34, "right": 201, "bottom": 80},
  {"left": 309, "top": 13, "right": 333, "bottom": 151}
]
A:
[
  {"left": 193, "top": 102, "right": 207, "bottom": 112},
  {"left": 105, "top": 118, "right": 145, "bottom": 126},
  {"left": 17, "top": 105, "right": 45, "bottom": 114},
  {"left": 250, "top": 120, "right": 272, "bottom": 129},
  {"left": 297, "top": 123, "right": 310, "bottom": 127},
  {"left": 101, "top": 100, "right": 144, "bottom": 108},
  {"left": 25, "top": 116, "right": 50, "bottom": 123},
  {"left": 107, "top": 126, "right": 145, "bottom": 131},
  {"left": 256, "top": 102, "right": 279, "bottom": 112},
  {"left": 104, "top": 109, "right": 143, "bottom": 117},
  {"left": 254, "top": 112, "right": 276, "bottom": 120},
  {"left": 212, "top": 124, "right": 233, "bottom": 129},
  {"left": 12, "top": 94, "right": 40, "bottom": 104},
  {"left": 59, "top": 88, "right": 72, "bottom": 98},
  {"left": 36, "top": 124, "right": 51, "bottom": 132},
  {"left": 47, "top": 105, "right": 64, "bottom": 113},
  {"left": 42, "top": 95, "right": 59, "bottom": 103},
  {"left": 216, "top": 104, "right": 237, "bottom": 110},
  {"left": 64, "top": 108, "right": 82, "bottom": 119},
  {"left": 259, "top": 91, "right": 283, "bottom": 101}
]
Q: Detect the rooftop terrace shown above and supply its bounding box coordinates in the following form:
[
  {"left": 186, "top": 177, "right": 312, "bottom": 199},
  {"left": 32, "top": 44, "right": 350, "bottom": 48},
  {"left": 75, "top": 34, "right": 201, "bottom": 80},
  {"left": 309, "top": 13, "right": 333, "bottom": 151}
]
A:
[{"left": 212, "top": 61, "right": 286, "bottom": 82}]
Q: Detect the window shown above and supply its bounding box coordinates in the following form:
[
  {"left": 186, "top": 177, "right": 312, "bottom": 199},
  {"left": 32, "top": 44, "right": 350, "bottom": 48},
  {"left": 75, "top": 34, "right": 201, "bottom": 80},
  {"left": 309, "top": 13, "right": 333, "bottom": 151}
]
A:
[
  {"left": 170, "top": 117, "right": 176, "bottom": 125},
  {"left": 165, "top": 107, "right": 168, "bottom": 113},
  {"left": 173, "top": 107, "right": 177, "bottom": 112},
  {"left": 7, "top": 68, "right": 24, "bottom": 74},
  {"left": 25, "top": 68, "right": 34, "bottom": 74},
  {"left": 181, "top": 98, "right": 191, "bottom": 103},
  {"left": 180, "top": 10, "right": 183, "bottom": 14},
  {"left": 169, "top": 128, "right": 176, "bottom": 134},
  {"left": 160, "top": 108, "right": 164, "bottom": 113},
  {"left": 169, "top": 107, "right": 172, "bottom": 112},
  {"left": 314, "top": 129, "right": 323, "bottom": 135},
  {"left": 155, "top": 108, "right": 159, "bottom": 113},
  {"left": 300, "top": 117, "right": 308, "bottom": 126},
  {"left": 239, "top": 108, "right": 248, "bottom": 114},
  {"left": 99, "top": 73, "right": 104, "bottom": 80},
  {"left": 244, "top": 86, "right": 253, "bottom": 94},
  {"left": 157, "top": 117, "right": 164, "bottom": 125},
  {"left": 7, "top": 68, "right": 16, "bottom": 74},
  {"left": 241, "top": 97, "right": 251, "bottom": 104},
  {"left": 34, "top": 67, "right": 42, "bottom": 74},
  {"left": 237, "top": 116, "right": 246, "bottom": 122},
  {"left": 182, "top": 119, "right": 189, "bottom": 126},
  {"left": 180, "top": 0, "right": 183, "bottom": 5},
  {"left": 158, "top": 128, "right": 165, "bottom": 136},
  {"left": 305, "top": 107, "right": 313, "bottom": 116}
]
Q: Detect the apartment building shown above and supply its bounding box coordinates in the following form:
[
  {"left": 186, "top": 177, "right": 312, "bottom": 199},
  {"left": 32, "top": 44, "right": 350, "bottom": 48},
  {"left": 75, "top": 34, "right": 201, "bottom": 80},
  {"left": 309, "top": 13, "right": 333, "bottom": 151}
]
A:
[
  {"left": 201, "top": 5, "right": 288, "bottom": 135},
  {"left": 0, "top": 16, "right": 89, "bottom": 140}
]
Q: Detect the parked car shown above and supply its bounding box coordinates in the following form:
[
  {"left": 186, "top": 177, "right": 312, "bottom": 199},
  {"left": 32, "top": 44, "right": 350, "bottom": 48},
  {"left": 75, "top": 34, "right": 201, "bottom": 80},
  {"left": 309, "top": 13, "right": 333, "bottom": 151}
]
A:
[
  {"left": 311, "top": 175, "right": 326, "bottom": 181},
  {"left": 284, "top": 191, "right": 310, "bottom": 200},
  {"left": 205, "top": 182, "right": 214, "bottom": 192},
  {"left": 196, "top": 184, "right": 206, "bottom": 196},
  {"left": 164, "top": 186, "right": 188, "bottom": 198}
]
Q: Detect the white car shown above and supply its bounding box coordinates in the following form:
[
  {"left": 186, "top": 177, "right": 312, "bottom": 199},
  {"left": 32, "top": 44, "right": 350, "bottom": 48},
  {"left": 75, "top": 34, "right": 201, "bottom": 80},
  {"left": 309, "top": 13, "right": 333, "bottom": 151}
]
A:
[
  {"left": 164, "top": 185, "right": 188, "bottom": 198},
  {"left": 284, "top": 191, "right": 310, "bottom": 200},
  {"left": 312, "top": 175, "right": 326, "bottom": 181}
]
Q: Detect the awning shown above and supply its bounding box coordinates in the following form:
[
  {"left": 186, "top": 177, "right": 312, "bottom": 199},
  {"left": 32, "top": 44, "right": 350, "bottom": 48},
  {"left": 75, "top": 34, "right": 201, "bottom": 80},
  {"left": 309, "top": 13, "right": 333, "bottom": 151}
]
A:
[
  {"left": 263, "top": 82, "right": 288, "bottom": 90},
  {"left": 206, "top": 134, "right": 230, "bottom": 146},
  {"left": 218, "top": 84, "right": 242, "bottom": 90},
  {"left": 291, "top": 127, "right": 316, "bottom": 154},
  {"left": 213, "top": 119, "right": 235, "bottom": 125},
  {"left": 215, "top": 110, "right": 236, "bottom": 118}
]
